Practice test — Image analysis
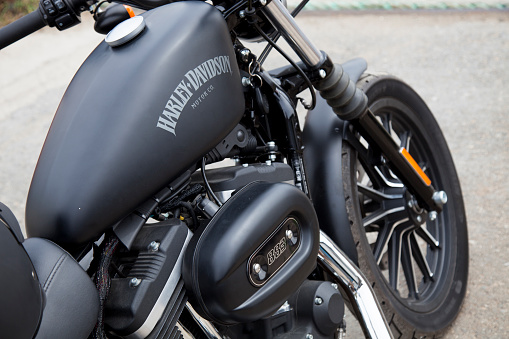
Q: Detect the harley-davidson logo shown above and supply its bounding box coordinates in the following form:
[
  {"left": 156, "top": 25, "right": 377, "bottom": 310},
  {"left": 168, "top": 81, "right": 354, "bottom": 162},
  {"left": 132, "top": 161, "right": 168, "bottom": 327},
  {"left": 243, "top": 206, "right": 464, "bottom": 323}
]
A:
[{"left": 156, "top": 55, "right": 233, "bottom": 136}]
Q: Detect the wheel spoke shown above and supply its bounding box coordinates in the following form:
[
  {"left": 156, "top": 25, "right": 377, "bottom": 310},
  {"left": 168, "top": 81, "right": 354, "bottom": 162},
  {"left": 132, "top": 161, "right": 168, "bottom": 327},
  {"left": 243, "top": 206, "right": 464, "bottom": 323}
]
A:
[
  {"left": 381, "top": 113, "right": 393, "bottom": 134},
  {"left": 374, "top": 166, "right": 404, "bottom": 188},
  {"left": 358, "top": 183, "right": 403, "bottom": 202},
  {"left": 347, "top": 131, "right": 398, "bottom": 189},
  {"left": 418, "top": 161, "right": 429, "bottom": 174},
  {"left": 362, "top": 206, "right": 406, "bottom": 228},
  {"left": 410, "top": 232, "right": 434, "bottom": 282},
  {"left": 362, "top": 200, "right": 380, "bottom": 215},
  {"left": 399, "top": 130, "right": 412, "bottom": 150},
  {"left": 416, "top": 225, "right": 440, "bottom": 249},
  {"left": 388, "top": 231, "right": 402, "bottom": 292},
  {"left": 373, "top": 218, "right": 409, "bottom": 265},
  {"left": 401, "top": 232, "right": 419, "bottom": 299}
]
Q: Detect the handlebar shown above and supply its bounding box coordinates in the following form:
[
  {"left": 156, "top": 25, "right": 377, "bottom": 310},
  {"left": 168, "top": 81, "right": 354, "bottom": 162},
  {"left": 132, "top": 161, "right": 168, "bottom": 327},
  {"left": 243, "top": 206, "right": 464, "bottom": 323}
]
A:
[
  {"left": 0, "top": 0, "right": 90, "bottom": 50},
  {"left": 0, "top": 10, "right": 46, "bottom": 50}
]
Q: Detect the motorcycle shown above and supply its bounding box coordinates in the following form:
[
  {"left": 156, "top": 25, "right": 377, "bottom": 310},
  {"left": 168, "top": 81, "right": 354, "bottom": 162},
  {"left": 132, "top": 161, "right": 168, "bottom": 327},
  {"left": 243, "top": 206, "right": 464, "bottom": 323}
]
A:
[{"left": 0, "top": 0, "right": 469, "bottom": 338}]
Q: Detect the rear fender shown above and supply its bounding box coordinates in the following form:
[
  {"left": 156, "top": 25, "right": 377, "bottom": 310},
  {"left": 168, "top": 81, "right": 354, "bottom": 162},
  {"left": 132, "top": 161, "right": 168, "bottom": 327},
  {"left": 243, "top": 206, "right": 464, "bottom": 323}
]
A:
[{"left": 302, "top": 58, "right": 367, "bottom": 263}]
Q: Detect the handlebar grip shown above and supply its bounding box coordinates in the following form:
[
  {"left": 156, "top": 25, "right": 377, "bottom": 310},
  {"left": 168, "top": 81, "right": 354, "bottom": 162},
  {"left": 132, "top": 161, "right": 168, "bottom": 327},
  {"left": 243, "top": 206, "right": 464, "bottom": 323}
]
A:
[{"left": 0, "top": 10, "right": 46, "bottom": 50}]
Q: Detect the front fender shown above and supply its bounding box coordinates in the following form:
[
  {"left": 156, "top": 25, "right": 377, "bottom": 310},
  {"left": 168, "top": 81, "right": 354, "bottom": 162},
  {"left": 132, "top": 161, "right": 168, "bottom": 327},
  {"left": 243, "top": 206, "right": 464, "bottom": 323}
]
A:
[{"left": 302, "top": 58, "right": 367, "bottom": 263}]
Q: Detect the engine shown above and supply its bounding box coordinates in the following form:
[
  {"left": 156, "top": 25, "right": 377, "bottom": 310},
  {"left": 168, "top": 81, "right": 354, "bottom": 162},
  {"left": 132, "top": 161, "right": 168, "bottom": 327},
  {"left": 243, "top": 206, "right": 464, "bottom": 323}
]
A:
[{"left": 101, "top": 161, "right": 322, "bottom": 337}]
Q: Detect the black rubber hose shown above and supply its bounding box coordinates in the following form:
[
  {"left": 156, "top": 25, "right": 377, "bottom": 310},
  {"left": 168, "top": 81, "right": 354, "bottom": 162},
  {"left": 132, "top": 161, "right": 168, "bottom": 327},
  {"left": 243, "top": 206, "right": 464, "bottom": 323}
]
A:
[{"left": 0, "top": 10, "right": 46, "bottom": 50}]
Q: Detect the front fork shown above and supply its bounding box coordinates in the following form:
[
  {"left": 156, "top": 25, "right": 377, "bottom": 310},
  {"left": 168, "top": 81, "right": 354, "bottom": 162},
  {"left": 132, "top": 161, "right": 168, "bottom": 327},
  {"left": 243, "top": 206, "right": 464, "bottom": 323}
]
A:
[
  {"left": 261, "top": 1, "right": 447, "bottom": 338},
  {"left": 262, "top": 0, "right": 445, "bottom": 214}
]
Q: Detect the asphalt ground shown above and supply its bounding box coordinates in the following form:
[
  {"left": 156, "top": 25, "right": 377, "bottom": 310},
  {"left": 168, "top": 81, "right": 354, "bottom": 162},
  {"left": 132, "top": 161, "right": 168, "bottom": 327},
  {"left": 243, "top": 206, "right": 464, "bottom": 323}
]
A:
[{"left": 0, "top": 7, "right": 508, "bottom": 338}]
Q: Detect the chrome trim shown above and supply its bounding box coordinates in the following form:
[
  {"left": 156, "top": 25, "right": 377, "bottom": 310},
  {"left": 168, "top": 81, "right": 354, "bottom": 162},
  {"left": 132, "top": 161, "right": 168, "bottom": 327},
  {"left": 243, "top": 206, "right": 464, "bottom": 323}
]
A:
[
  {"left": 126, "top": 229, "right": 193, "bottom": 339},
  {"left": 318, "top": 231, "right": 393, "bottom": 339},
  {"left": 177, "top": 321, "right": 195, "bottom": 339},
  {"left": 186, "top": 302, "right": 224, "bottom": 339},
  {"left": 262, "top": 0, "right": 323, "bottom": 67},
  {"left": 105, "top": 16, "right": 146, "bottom": 47},
  {"left": 273, "top": 301, "right": 291, "bottom": 316}
]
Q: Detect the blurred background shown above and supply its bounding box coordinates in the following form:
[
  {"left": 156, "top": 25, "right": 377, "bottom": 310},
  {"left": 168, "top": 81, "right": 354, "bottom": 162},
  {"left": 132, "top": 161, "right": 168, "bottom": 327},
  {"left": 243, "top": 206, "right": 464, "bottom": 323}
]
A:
[{"left": 0, "top": 1, "right": 508, "bottom": 337}]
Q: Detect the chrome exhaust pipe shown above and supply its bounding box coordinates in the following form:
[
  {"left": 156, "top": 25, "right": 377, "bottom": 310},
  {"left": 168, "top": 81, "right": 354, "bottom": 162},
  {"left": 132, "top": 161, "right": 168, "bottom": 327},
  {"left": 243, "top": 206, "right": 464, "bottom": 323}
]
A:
[{"left": 318, "top": 231, "right": 394, "bottom": 339}]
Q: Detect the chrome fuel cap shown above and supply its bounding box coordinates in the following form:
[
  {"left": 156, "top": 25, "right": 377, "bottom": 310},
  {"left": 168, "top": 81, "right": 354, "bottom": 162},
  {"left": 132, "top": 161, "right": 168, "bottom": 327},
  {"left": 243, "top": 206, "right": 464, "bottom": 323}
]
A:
[{"left": 105, "top": 16, "right": 146, "bottom": 47}]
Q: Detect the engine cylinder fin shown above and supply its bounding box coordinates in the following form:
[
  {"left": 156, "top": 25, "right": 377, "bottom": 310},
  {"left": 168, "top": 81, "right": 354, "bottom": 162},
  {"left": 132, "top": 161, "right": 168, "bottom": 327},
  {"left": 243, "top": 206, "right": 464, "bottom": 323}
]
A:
[{"left": 146, "top": 279, "right": 187, "bottom": 339}]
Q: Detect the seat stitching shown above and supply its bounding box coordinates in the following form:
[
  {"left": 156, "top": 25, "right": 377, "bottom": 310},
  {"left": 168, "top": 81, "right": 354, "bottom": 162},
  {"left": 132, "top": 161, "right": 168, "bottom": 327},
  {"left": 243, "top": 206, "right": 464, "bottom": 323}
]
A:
[{"left": 43, "top": 254, "right": 66, "bottom": 292}]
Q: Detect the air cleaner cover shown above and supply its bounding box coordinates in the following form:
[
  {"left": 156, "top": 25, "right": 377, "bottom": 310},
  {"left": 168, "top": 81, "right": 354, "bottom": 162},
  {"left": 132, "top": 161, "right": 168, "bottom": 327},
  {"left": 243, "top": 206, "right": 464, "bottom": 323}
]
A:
[{"left": 183, "top": 182, "right": 319, "bottom": 324}]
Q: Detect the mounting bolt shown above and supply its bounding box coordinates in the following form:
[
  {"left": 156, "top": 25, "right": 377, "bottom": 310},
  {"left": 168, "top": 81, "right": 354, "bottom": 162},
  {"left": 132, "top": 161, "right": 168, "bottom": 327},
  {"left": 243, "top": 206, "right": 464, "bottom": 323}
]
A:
[
  {"left": 416, "top": 215, "right": 422, "bottom": 223},
  {"left": 433, "top": 191, "right": 448, "bottom": 206},
  {"left": 286, "top": 229, "right": 294, "bottom": 240},
  {"left": 319, "top": 69, "right": 326, "bottom": 78},
  {"left": 129, "top": 277, "right": 142, "bottom": 288},
  {"left": 239, "top": 10, "right": 246, "bottom": 18},
  {"left": 306, "top": 334, "right": 314, "bottom": 339},
  {"left": 314, "top": 297, "right": 323, "bottom": 305},
  {"left": 148, "top": 241, "right": 160, "bottom": 252},
  {"left": 253, "top": 263, "right": 261, "bottom": 274},
  {"left": 429, "top": 211, "right": 438, "bottom": 221},
  {"left": 240, "top": 48, "right": 251, "bottom": 63},
  {"left": 260, "top": 0, "right": 267, "bottom": 5},
  {"left": 242, "top": 77, "right": 251, "bottom": 87},
  {"left": 331, "top": 283, "right": 338, "bottom": 290}
]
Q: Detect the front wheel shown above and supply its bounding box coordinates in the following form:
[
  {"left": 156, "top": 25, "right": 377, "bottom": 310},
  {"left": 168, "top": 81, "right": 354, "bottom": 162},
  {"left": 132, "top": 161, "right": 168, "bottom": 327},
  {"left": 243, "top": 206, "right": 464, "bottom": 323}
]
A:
[{"left": 342, "top": 74, "right": 468, "bottom": 337}]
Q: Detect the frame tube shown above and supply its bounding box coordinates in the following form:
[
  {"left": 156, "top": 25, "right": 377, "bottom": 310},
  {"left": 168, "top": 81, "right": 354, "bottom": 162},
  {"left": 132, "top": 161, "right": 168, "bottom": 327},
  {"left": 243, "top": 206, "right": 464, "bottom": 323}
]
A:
[{"left": 318, "top": 231, "right": 394, "bottom": 339}]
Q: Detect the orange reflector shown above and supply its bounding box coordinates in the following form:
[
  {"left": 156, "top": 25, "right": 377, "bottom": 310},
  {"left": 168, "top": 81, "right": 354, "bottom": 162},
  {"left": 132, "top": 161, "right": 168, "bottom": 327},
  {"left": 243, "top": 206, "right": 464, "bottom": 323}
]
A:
[
  {"left": 124, "top": 5, "right": 136, "bottom": 18},
  {"left": 400, "top": 148, "right": 431, "bottom": 186}
]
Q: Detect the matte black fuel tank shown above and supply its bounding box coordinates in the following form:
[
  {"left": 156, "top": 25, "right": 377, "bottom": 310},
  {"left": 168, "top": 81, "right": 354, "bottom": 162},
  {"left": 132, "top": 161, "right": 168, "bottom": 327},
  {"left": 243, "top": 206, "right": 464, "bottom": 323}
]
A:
[{"left": 26, "top": 2, "right": 244, "bottom": 246}]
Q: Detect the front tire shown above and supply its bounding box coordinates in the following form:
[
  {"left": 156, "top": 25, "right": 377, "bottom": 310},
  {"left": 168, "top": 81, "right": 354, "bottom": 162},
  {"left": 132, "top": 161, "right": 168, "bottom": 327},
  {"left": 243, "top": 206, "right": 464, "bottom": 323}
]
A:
[{"left": 342, "top": 74, "right": 468, "bottom": 337}]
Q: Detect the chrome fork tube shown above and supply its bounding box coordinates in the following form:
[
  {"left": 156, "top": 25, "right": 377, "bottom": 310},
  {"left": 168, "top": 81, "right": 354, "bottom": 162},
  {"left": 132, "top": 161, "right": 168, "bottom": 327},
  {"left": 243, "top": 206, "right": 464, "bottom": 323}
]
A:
[
  {"left": 318, "top": 231, "right": 394, "bottom": 339},
  {"left": 262, "top": 0, "right": 323, "bottom": 67}
]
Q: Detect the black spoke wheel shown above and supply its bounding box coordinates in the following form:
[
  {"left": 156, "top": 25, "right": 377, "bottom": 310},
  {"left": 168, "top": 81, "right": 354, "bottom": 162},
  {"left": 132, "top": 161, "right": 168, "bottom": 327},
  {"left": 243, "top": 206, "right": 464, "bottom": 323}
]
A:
[{"left": 342, "top": 74, "right": 468, "bottom": 337}]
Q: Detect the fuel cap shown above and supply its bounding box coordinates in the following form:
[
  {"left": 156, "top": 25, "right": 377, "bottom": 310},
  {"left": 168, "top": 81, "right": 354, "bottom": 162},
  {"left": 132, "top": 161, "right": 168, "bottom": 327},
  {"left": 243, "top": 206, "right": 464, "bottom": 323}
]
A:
[{"left": 105, "top": 15, "right": 146, "bottom": 47}]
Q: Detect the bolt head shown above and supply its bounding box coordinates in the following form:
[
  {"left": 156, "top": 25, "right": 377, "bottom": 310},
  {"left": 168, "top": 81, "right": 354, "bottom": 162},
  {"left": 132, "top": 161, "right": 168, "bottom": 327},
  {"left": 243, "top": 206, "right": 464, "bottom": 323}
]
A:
[
  {"left": 129, "top": 277, "right": 141, "bottom": 287},
  {"left": 239, "top": 10, "right": 246, "bottom": 18},
  {"left": 331, "top": 283, "right": 338, "bottom": 290},
  {"left": 433, "top": 191, "right": 448, "bottom": 205},
  {"left": 241, "top": 77, "right": 251, "bottom": 87},
  {"left": 319, "top": 69, "right": 326, "bottom": 78},
  {"left": 286, "top": 229, "right": 293, "bottom": 240},
  {"left": 260, "top": 0, "right": 267, "bottom": 5},
  {"left": 416, "top": 215, "right": 422, "bottom": 223},
  {"left": 314, "top": 297, "right": 323, "bottom": 305},
  {"left": 306, "top": 334, "right": 314, "bottom": 339},
  {"left": 253, "top": 263, "right": 261, "bottom": 274},
  {"left": 148, "top": 241, "right": 160, "bottom": 252},
  {"left": 429, "top": 211, "right": 438, "bottom": 221},
  {"left": 240, "top": 48, "right": 250, "bottom": 63}
]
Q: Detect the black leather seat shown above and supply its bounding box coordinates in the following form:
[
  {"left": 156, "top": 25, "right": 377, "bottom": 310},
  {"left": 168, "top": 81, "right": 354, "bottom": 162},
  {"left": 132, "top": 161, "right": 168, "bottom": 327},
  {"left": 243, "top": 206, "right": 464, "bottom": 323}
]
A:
[{"left": 0, "top": 202, "right": 99, "bottom": 339}]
